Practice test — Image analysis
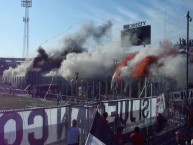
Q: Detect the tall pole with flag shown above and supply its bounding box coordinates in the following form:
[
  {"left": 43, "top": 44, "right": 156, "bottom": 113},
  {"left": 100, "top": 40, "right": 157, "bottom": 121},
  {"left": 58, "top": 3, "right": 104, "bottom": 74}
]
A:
[{"left": 85, "top": 110, "right": 118, "bottom": 145}]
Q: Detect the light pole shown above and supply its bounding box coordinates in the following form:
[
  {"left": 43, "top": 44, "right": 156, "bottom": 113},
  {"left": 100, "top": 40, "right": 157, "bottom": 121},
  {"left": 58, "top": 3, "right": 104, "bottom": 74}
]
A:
[
  {"left": 21, "top": 0, "right": 32, "bottom": 59},
  {"left": 186, "top": 11, "right": 192, "bottom": 109}
]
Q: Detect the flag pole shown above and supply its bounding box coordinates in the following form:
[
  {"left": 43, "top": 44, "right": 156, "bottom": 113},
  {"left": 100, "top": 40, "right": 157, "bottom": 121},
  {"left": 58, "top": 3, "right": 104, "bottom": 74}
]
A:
[
  {"left": 96, "top": 98, "right": 103, "bottom": 111},
  {"left": 85, "top": 108, "right": 98, "bottom": 144},
  {"left": 96, "top": 102, "right": 100, "bottom": 111},
  {"left": 85, "top": 98, "right": 104, "bottom": 144}
]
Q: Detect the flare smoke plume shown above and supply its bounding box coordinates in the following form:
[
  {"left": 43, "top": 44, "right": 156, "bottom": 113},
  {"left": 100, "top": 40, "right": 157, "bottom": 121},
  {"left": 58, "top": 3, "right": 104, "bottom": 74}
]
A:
[{"left": 112, "top": 41, "right": 193, "bottom": 89}]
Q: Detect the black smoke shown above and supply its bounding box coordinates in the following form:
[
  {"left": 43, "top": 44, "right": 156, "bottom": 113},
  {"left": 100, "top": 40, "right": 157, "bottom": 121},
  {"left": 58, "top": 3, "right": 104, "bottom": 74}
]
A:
[{"left": 31, "top": 21, "right": 113, "bottom": 73}]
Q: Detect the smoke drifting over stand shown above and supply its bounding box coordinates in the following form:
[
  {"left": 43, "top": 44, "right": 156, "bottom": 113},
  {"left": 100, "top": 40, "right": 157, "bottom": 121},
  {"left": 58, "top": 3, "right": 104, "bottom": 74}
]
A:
[
  {"left": 3, "top": 21, "right": 193, "bottom": 90},
  {"left": 4, "top": 21, "right": 122, "bottom": 79}
]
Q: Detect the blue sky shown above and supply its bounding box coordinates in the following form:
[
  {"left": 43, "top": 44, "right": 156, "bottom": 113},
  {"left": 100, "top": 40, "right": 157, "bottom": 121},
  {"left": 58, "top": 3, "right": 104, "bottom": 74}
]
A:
[{"left": 0, "top": 0, "right": 193, "bottom": 58}]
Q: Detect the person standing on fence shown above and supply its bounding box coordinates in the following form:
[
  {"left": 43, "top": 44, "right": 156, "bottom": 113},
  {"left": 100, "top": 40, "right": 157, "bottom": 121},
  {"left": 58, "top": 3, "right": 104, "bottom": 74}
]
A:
[
  {"left": 56, "top": 92, "right": 62, "bottom": 106},
  {"left": 130, "top": 126, "right": 146, "bottom": 145},
  {"left": 65, "top": 119, "right": 80, "bottom": 145}
]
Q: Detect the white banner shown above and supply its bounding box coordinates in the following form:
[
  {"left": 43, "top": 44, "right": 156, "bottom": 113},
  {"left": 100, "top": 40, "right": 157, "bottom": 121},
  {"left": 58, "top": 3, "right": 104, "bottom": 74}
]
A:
[{"left": 0, "top": 95, "right": 166, "bottom": 145}]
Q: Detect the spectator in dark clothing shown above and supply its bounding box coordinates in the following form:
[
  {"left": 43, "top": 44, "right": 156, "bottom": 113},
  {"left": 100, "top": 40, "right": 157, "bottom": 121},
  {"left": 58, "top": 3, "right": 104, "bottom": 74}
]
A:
[
  {"left": 102, "top": 112, "right": 108, "bottom": 123},
  {"left": 130, "top": 126, "right": 146, "bottom": 145},
  {"left": 175, "top": 130, "right": 185, "bottom": 145},
  {"left": 155, "top": 113, "right": 167, "bottom": 132},
  {"left": 115, "top": 126, "right": 124, "bottom": 145}
]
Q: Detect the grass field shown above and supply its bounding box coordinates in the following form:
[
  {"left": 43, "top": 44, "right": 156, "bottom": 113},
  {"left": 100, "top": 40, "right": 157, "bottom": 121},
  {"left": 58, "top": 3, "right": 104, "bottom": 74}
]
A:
[{"left": 0, "top": 94, "right": 65, "bottom": 110}]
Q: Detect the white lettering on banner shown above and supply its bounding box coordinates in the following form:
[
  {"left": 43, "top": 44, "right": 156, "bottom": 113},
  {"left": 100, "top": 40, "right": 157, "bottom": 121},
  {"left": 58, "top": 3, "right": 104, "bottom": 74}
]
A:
[
  {"left": 102, "top": 96, "right": 164, "bottom": 125},
  {"left": 0, "top": 107, "right": 68, "bottom": 145}
]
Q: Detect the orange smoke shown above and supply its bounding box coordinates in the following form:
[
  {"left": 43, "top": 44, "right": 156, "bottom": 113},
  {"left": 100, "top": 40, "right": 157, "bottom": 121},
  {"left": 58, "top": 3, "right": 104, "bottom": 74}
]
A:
[
  {"left": 114, "top": 52, "right": 137, "bottom": 83},
  {"left": 131, "top": 47, "right": 180, "bottom": 79},
  {"left": 131, "top": 55, "right": 158, "bottom": 78},
  {"left": 113, "top": 46, "right": 181, "bottom": 85}
]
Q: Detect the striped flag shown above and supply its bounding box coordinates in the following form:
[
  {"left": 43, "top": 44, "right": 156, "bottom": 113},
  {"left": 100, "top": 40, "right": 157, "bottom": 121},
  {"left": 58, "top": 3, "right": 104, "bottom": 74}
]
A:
[{"left": 85, "top": 111, "right": 118, "bottom": 145}]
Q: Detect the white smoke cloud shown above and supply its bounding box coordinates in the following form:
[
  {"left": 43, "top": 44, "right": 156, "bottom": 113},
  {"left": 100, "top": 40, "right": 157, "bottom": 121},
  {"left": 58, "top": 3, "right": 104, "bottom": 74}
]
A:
[
  {"left": 3, "top": 60, "right": 32, "bottom": 77},
  {"left": 58, "top": 41, "right": 123, "bottom": 79},
  {"left": 150, "top": 55, "right": 186, "bottom": 88}
]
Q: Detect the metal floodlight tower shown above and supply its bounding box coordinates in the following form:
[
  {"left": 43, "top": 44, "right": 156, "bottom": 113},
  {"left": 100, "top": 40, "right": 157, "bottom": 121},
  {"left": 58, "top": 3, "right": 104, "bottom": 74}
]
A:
[{"left": 21, "top": 0, "right": 32, "bottom": 59}]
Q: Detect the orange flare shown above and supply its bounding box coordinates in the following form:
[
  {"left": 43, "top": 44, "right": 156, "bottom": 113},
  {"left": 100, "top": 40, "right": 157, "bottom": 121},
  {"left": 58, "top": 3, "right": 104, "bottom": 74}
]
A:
[
  {"left": 115, "top": 52, "right": 137, "bottom": 84},
  {"left": 131, "top": 55, "right": 157, "bottom": 78}
]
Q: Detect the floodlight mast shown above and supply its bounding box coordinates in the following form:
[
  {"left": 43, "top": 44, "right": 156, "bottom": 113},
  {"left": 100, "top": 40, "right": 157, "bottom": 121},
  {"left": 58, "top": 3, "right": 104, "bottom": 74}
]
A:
[{"left": 21, "top": 0, "right": 32, "bottom": 59}]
